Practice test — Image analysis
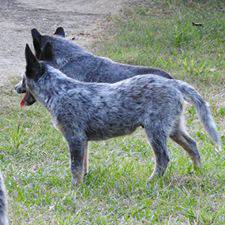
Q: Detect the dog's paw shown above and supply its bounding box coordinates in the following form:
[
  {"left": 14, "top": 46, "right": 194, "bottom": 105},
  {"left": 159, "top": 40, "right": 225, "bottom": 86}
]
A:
[
  {"left": 146, "top": 172, "right": 161, "bottom": 188},
  {"left": 72, "top": 172, "right": 84, "bottom": 186},
  {"left": 193, "top": 159, "right": 202, "bottom": 169},
  {"left": 72, "top": 177, "right": 83, "bottom": 186}
]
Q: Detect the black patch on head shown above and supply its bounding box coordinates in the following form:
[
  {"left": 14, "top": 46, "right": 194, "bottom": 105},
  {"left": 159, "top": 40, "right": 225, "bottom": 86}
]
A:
[
  {"left": 54, "top": 27, "right": 65, "bottom": 37},
  {"left": 25, "top": 44, "right": 44, "bottom": 80},
  {"left": 31, "top": 28, "right": 42, "bottom": 58},
  {"left": 40, "top": 42, "right": 54, "bottom": 61}
]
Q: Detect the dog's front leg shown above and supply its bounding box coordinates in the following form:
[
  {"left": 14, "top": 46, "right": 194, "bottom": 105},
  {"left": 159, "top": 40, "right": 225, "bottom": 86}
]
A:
[
  {"left": 67, "top": 137, "right": 87, "bottom": 186},
  {"left": 83, "top": 142, "right": 89, "bottom": 176}
]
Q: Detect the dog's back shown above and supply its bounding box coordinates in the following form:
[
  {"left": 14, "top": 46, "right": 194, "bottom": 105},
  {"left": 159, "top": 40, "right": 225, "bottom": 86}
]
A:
[
  {"left": 35, "top": 31, "right": 173, "bottom": 82},
  {"left": 0, "top": 173, "right": 8, "bottom": 225}
]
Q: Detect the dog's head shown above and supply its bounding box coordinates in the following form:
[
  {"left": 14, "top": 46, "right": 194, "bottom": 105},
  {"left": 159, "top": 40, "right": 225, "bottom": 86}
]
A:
[
  {"left": 16, "top": 43, "right": 54, "bottom": 107},
  {"left": 31, "top": 27, "right": 65, "bottom": 59},
  {"left": 14, "top": 27, "right": 65, "bottom": 104},
  {"left": 31, "top": 27, "right": 85, "bottom": 67}
]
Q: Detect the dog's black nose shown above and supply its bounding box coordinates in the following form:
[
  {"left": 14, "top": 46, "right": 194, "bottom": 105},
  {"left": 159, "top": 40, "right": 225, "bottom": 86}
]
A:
[{"left": 15, "top": 82, "right": 26, "bottom": 94}]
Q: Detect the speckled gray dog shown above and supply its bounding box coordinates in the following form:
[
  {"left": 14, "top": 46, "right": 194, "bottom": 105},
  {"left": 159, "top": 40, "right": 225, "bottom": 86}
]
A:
[
  {"left": 23, "top": 44, "right": 221, "bottom": 185},
  {"left": 15, "top": 27, "right": 173, "bottom": 175},
  {"left": 15, "top": 27, "right": 172, "bottom": 105}
]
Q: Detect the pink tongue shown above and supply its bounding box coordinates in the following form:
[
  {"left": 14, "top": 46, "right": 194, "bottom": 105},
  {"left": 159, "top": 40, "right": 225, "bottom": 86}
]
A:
[{"left": 20, "top": 93, "right": 28, "bottom": 108}]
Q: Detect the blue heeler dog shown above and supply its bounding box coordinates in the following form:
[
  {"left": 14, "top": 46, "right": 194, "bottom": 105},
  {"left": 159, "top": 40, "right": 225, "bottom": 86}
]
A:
[
  {"left": 0, "top": 173, "right": 8, "bottom": 225},
  {"left": 22, "top": 44, "right": 221, "bottom": 185},
  {"left": 15, "top": 27, "right": 173, "bottom": 175},
  {"left": 15, "top": 27, "right": 173, "bottom": 104}
]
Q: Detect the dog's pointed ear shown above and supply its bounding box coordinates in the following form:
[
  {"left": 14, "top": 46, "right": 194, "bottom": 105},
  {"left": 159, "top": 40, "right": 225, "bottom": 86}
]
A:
[
  {"left": 31, "top": 28, "right": 42, "bottom": 58},
  {"left": 25, "top": 44, "right": 42, "bottom": 79},
  {"left": 41, "top": 42, "right": 53, "bottom": 61},
  {"left": 54, "top": 27, "right": 65, "bottom": 37}
]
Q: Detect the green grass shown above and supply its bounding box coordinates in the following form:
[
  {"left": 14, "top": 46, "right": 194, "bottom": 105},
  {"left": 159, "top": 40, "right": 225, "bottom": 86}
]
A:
[{"left": 1, "top": 0, "right": 225, "bottom": 224}]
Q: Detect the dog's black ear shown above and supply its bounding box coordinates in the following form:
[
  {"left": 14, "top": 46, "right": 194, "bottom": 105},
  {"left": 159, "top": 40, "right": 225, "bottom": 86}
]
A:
[
  {"left": 41, "top": 42, "right": 53, "bottom": 61},
  {"left": 25, "top": 44, "right": 42, "bottom": 79},
  {"left": 31, "top": 28, "right": 42, "bottom": 58},
  {"left": 54, "top": 27, "right": 65, "bottom": 37}
]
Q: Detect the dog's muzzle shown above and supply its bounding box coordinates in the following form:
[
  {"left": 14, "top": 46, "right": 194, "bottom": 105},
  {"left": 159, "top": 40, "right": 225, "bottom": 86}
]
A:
[
  {"left": 15, "top": 81, "right": 36, "bottom": 106},
  {"left": 15, "top": 81, "right": 26, "bottom": 94}
]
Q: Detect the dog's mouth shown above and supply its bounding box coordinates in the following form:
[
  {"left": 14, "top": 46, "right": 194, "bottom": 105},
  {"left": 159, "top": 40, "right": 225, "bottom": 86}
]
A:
[
  {"left": 20, "top": 92, "right": 29, "bottom": 107},
  {"left": 20, "top": 92, "right": 36, "bottom": 107}
]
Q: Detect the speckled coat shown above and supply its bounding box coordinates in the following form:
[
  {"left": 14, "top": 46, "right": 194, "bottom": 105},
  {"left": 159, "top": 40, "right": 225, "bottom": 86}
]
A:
[{"left": 24, "top": 45, "right": 220, "bottom": 185}]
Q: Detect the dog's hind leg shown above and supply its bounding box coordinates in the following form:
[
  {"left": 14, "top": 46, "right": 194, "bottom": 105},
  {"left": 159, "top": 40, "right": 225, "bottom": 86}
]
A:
[
  {"left": 145, "top": 127, "right": 170, "bottom": 180},
  {"left": 170, "top": 117, "right": 201, "bottom": 168}
]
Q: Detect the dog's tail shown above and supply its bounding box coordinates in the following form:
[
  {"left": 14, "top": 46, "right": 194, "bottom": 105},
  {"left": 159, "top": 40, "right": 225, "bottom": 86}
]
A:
[
  {"left": 0, "top": 173, "right": 8, "bottom": 225},
  {"left": 175, "top": 80, "right": 221, "bottom": 152}
]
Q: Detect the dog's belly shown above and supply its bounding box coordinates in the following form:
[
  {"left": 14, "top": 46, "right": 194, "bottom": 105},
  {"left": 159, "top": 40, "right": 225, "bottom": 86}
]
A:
[{"left": 86, "top": 123, "right": 140, "bottom": 141}]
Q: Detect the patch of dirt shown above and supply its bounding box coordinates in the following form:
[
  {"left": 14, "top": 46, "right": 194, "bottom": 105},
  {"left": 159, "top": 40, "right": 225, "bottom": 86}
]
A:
[{"left": 0, "top": 0, "right": 139, "bottom": 87}]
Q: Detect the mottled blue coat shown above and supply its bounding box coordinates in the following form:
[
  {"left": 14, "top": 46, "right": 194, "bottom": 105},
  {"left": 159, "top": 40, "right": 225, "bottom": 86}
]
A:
[{"left": 23, "top": 45, "right": 220, "bottom": 185}]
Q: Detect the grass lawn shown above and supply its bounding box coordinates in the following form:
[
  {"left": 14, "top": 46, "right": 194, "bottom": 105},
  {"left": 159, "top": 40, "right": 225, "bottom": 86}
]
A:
[{"left": 0, "top": 0, "right": 225, "bottom": 224}]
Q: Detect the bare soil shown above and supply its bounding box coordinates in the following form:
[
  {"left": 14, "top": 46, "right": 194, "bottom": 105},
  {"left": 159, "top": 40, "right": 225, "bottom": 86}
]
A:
[{"left": 0, "top": 0, "right": 135, "bottom": 87}]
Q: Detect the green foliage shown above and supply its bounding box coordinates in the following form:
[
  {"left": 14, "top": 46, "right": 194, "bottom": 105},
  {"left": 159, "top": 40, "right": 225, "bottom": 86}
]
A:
[{"left": 99, "top": 0, "right": 225, "bottom": 83}]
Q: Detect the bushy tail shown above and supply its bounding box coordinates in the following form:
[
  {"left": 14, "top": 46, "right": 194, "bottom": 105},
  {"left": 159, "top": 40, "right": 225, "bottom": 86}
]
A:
[
  {"left": 0, "top": 173, "right": 8, "bottom": 225},
  {"left": 175, "top": 80, "right": 221, "bottom": 151}
]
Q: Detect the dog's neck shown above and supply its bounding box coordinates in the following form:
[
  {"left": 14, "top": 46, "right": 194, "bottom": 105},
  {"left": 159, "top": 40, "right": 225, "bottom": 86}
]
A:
[{"left": 30, "top": 65, "right": 80, "bottom": 111}]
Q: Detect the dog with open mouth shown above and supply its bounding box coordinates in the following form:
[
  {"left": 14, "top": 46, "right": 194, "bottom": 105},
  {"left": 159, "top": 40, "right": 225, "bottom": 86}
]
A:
[
  {"left": 21, "top": 43, "right": 221, "bottom": 186},
  {"left": 15, "top": 26, "right": 173, "bottom": 107},
  {"left": 15, "top": 27, "right": 174, "bottom": 174}
]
